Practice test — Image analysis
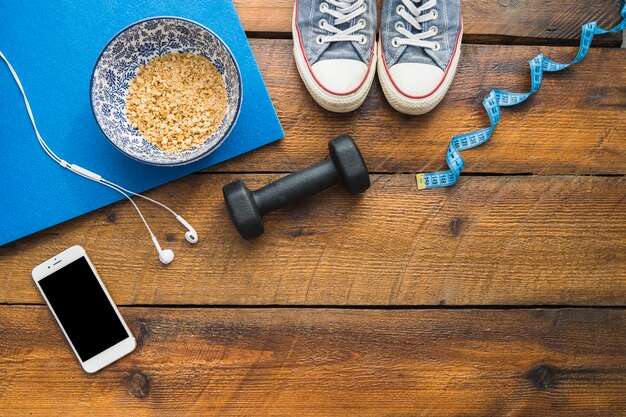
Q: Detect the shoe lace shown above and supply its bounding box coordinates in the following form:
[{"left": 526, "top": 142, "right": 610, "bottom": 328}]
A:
[
  {"left": 394, "top": 0, "right": 440, "bottom": 50},
  {"left": 317, "top": 0, "right": 368, "bottom": 44}
]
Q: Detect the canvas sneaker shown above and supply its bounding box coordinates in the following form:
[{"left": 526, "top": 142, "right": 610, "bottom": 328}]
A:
[
  {"left": 293, "top": 0, "right": 377, "bottom": 112},
  {"left": 378, "top": 0, "right": 462, "bottom": 114}
]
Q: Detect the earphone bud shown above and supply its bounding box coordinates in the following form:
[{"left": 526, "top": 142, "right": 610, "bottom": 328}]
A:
[
  {"left": 151, "top": 235, "right": 175, "bottom": 265},
  {"left": 159, "top": 249, "right": 175, "bottom": 265},
  {"left": 176, "top": 215, "right": 198, "bottom": 244},
  {"left": 185, "top": 230, "right": 197, "bottom": 244},
  {"left": 153, "top": 215, "right": 196, "bottom": 263}
]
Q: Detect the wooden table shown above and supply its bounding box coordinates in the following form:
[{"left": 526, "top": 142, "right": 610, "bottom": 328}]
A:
[{"left": 1, "top": 1, "right": 625, "bottom": 415}]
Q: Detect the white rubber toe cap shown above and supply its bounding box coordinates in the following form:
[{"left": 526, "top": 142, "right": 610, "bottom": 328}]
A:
[
  {"left": 311, "top": 59, "right": 368, "bottom": 94},
  {"left": 388, "top": 63, "right": 445, "bottom": 97}
]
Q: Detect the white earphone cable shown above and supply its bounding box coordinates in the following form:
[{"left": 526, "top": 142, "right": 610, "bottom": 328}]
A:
[
  {"left": 101, "top": 179, "right": 179, "bottom": 217},
  {"left": 0, "top": 50, "right": 168, "bottom": 244},
  {"left": 76, "top": 171, "right": 158, "bottom": 240}
]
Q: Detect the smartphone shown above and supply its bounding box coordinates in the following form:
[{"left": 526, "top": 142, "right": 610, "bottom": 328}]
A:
[{"left": 32, "top": 245, "right": 136, "bottom": 373}]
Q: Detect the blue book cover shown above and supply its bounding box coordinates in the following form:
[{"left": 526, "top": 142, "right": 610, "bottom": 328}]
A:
[{"left": 0, "top": 0, "right": 283, "bottom": 246}]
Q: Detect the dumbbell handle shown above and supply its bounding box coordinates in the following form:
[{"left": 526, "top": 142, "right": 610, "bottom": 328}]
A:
[{"left": 253, "top": 159, "right": 338, "bottom": 215}]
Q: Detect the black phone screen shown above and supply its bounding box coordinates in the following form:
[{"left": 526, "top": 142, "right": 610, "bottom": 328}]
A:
[{"left": 39, "top": 257, "right": 129, "bottom": 361}]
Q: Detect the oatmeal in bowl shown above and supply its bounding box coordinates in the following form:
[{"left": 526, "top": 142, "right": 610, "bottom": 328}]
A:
[{"left": 90, "top": 17, "right": 242, "bottom": 166}]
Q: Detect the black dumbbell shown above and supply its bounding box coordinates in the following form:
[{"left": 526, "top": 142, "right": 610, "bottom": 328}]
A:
[{"left": 223, "top": 134, "right": 370, "bottom": 239}]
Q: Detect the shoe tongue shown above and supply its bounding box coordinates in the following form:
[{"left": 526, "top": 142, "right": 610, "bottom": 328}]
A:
[
  {"left": 316, "top": 13, "right": 365, "bottom": 63},
  {"left": 318, "top": 39, "right": 362, "bottom": 62},
  {"left": 396, "top": 45, "right": 437, "bottom": 67},
  {"left": 395, "top": 23, "right": 444, "bottom": 70}
]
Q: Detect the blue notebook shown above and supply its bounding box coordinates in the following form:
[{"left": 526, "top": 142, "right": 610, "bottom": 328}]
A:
[{"left": 0, "top": 0, "right": 283, "bottom": 246}]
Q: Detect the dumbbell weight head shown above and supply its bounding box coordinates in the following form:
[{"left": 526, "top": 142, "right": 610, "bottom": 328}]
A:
[
  {"left": 222, "top": 180, "right": 265, "bottom": 239},
  {"left": 329, "top": 134, "right": 370, "bottom": 194},
  {"left": 223, "top": 135, "right": 370, "bottom": 239}
]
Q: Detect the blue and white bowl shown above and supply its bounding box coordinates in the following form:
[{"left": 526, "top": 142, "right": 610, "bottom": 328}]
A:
[{"left": 90, "top": 17, "right": 242, "bottom": 166}]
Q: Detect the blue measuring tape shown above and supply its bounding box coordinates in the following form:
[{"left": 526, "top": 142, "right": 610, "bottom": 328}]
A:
[{"left": 416, "top": 2, "right": 626, "bottom": 191}]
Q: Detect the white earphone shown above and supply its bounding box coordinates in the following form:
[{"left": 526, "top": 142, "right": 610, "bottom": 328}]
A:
[
  {"left": 152, "top": 234, "right": 175, "bottom": 265},
  {"left": 176, "top": 215, "right": 198, "bottom": 244},
  {"left": 1, "top": 51, "right": 197, "bottom": 264}
]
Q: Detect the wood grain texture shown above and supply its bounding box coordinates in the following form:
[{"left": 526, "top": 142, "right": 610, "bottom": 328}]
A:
[
  {"left": 1, "top": 306, "right": 625, "bottom": 416},
  {"left": 3, "top": 4, "right": 625, "bottom": 415},
  {"left": 234, "top": 0, "right": 624, "bottom": 45},
  {"left": 2, "top": 175, "right": 624, "bottom": 306},
  {"left": 211, "top": 41, "right": 626, "bottom": 175}
]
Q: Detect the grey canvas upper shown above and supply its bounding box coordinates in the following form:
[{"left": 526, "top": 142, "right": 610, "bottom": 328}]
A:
[
  {"left": 295, "top": 0, "right": 377, "bottom": 65},
  {"left": 381, "top": 0, "right": 462, "bottom": 70}
]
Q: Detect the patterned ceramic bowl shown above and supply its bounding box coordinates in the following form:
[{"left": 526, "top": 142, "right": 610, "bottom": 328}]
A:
[{"left": 90, "top": 17, "right": 242, "bottom": 166}]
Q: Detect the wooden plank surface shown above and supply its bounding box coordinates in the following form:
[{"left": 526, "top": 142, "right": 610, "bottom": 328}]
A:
[
  {"left": 2, "top": 175, "right": 624, "bottom": 306},
  {"left": 210, "top": 41, "right": 626, "bottom": 175},
  {"left": 3, "top": 1, "right": 626, "bottom": 415},
  {"left": 234, "top": 0, "right": 625, "bottom": 46},
  {"left": 1, "top": 306, "right": 625, "bottom": 416}
]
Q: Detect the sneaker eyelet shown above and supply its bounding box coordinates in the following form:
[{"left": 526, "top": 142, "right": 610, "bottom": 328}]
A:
[
  {"left": 318, "top": 18, "right": 327, "bottom": 29},
  {"left": 319, "top": 2, "right": 328, "bottom": 12},
  {"left": 361, "top": 4, "right": 367, "bottom": 12},
  {"left": 431, "top": 25, "right": 438, "bottom": 34},
  {"left": 391, "top": 37, "right": 400, "bottom": 47},
  {"left": 395, "top": 21, "right": 404, "bottom": 31},
  {"left": 358, "top": 18, "right": 366, "bottom": 28},
  {"left": 359, "top": 35, "right": 367, "bottom": 45},
  {"left": 432, "top": 42, "right": 441, "bottom": 51},
  {"left": 431, "top": 10, "right": 438, "bottom": 19},
  {"left": 396, "top": 5, "right": 405, "bottom": 14},
  {"left": 316, "top": 35, "right": 325, "bottom": 45}
]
